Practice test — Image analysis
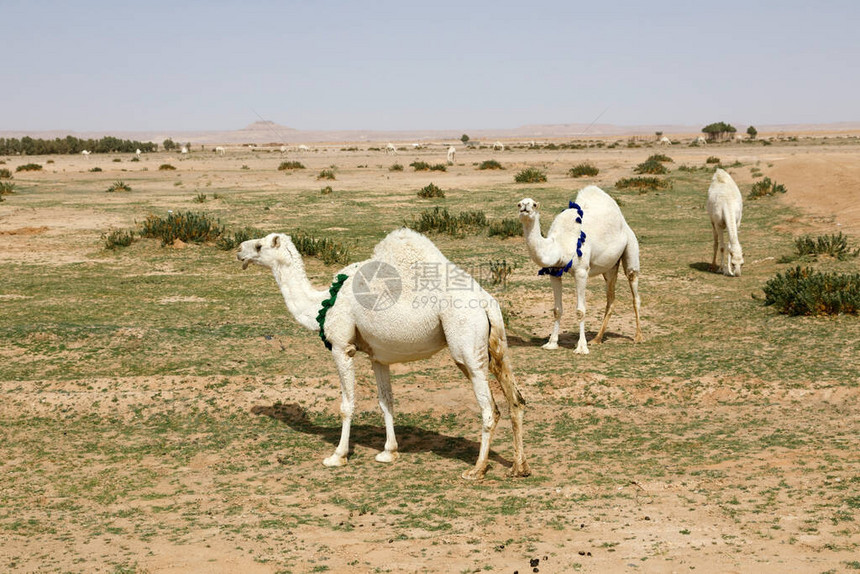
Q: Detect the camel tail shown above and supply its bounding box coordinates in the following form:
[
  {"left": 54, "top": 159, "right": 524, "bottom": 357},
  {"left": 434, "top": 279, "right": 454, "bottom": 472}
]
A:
[{"left": 486, "top": 304, "right": 526, "bottom": 408}]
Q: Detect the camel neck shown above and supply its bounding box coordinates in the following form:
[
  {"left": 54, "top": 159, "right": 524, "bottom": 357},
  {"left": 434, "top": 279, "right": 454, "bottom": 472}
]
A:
[
  {"left": 522, "top": 215, "right": 563, "bottom": 267},
  {"left": 272, "top": 262, "right": 329, "bottom": 332}
]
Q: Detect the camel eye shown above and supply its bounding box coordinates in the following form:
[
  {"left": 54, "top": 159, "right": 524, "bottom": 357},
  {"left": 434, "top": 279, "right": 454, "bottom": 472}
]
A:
[{"left": 256, "top": 243, "right": 262, "bottom": 252}]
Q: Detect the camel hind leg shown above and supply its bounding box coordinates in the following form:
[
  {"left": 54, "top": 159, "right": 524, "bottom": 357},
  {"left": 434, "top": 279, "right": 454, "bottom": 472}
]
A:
[
  {"left": 621, "top": 236, "right": 644, "bottom": 344},
  {"left": 710, "top": 222, "right": 720, "bottom": 272},
  {"left": 371, "top": 361, "right": 398, "bottom": 463},
  {"left": 593, "top": 261, "right": 619, "bottom": 345}
]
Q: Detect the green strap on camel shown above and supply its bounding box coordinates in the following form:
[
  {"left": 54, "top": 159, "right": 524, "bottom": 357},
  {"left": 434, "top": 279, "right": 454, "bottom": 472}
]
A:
[{"left": 317, "top": 273, "right": 350, "bottom": 350}]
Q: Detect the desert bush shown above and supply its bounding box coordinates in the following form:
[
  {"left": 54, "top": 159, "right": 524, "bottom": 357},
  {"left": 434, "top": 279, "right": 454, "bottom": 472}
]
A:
[
  {"left": 0, "top": 168, "right": 11, "bottom": 179},
  {"left": 514, "top": 167, "right": 547, "bottom": 183},
  {"left": 112, "top": 158, "right": 121, "bottom": 163},
  {"left": 215, "top": 226, "right": 265, "bottom": 251},
  {"left": 130, "top": 156, "right": 140, "bottom": 162},
  {"left": 278, "top": 161, "right": 305, "bottom": 170},
  {"left": 16, "top": 163, "right": 42, "bottom": 172},
  {"left": 789, "top": 233, "right": 859, "bottom": 261},
  {"left": 647, "top": 153, "right": 673, "bottom": 163},
  {"left": 193, "top": 193, "right": 207, "bottom": 203},
  {"left": 102, "top": 228, "right": 136, "bottom": 250},
  {"left": 140, "top": 211, "right": 223, "bottom": 246},
  {"left": 634, "top": 158, "right": 669, "bottom": 175},
  {"left": 748, "top": 177, "right": 787, "bottom": 199},
  {"left": 487, "top": 218, "right": 521, "bottom": 239},
  {"left": 408, "top": 207, "right": 488, "bottom": 237},
  {"left": 106, "top": 180, "right": 131, "bottom": 193},
  {"left": 317, "top": 169, "right": 336, "bottom": 180},
  {"left": 320, "top": 186, "right": 333, "bottom": 195},
  {"left": 0, "top": 181, "right": 15, "bottom": 195},
  {"left": 417, "top": 183, "right": 445, "bottom": 198},
  {"left": 389, "top": 163, "right": 404, "bottom": 172},
  {"left": 487, "top": 259, "right": 516, "bottom": 286},
  {"left": 410, "top": 161, "right": 431, "bottom": 171},
  {"left": 478, "top": 159, "right": 504, "bottom": 170},
  {"left": 89, "top": 167, "right": 103, "bottom": 172},
  {"left": 158, "top": 164, "right": 176, "bottom": 171},
  {"left": 568, "top": 162, "right": 599, "bottom": 178},
  {"left": 677, "top": 164, "right": 711, "bottom": 173},
  {"left": 763, "top": 266, "right": 860, "bottom": 316},
  {"left": 290, "top": 231, "right": 351, "bottom": 265},
  {"left": 706, "top": 156, "right": 721, "bottom": 164},
  {"left": 615, "top": 176, "right": 670, "bottom": 192}
]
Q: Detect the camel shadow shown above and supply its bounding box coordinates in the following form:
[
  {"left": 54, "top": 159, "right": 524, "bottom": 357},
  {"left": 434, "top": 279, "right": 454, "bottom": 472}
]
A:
[
  {"left": 251, "top": 402, "right": 511, "bottom": 469},
  {"left": 508, "top": 330, "right": 631, "bottom": 349},
  {"left": 689, "top": 261, "right": 715, "bottom": 273}
]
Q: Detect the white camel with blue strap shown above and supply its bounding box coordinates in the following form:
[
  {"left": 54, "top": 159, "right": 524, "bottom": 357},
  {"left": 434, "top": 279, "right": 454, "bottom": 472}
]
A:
[
  {"left": 236, "top": 228, "right": 530, "bottom": 480},
  {"left": 518, "top": 185, "right": 643, "bottom": 353}
]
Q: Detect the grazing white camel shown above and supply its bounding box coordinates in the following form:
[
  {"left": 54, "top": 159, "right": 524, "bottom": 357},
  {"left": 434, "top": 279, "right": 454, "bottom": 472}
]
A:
[
  {"left": 493, "top": 141, "right": 505, "bottom": 151},
  {"left": 215, "top": 146, "right": 226, "bottom": 156},
  {"left": 447, "top": 146, "right": 456, "bottom": 164},
  {"left": 181, "top": 146, "right": 189, "bottom": 154},
  {"left": 280, "top": 145, "right": 287, "bottom": 154},
  {"left": 81, "top": 150, "right": 90, "bottom": 158},
  {"left": 694, "top": 136, "right": 707, "bottom": 145},
  {"left": 518, "top": 186, "right": 643, "bottom": 353},
  {"left": 411, "top": 143, "right": 422, "bottom": 150},
  {"left": 135, "top": 148, "right": 142, "bottom": 158},
  {"left": 385, "top": 143, "right": 398, "bottom": 154},
  {"left": 707, "top": 168, "right": 744, "bottom": 277},
  {"left": 297, "top": 144, "right": 310, "bottom": 152},
  {"left": 659, "top": 136, "right": 672, "bottom": 145},
  {"left": 236, "top": 228, "right": 530, "bottom": 480}
]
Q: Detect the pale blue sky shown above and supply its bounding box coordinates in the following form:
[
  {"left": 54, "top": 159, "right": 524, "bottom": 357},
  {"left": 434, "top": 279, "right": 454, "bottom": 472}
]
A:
[{"left": 4, "top": 0, "right": 858, "bottom": 132}]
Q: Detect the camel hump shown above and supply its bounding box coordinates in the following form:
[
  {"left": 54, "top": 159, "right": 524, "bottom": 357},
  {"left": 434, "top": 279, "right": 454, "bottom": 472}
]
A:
[
  {"left": 371, "top": 228, "right": 448, "bottom": 269},
  {"left": 713, "top": 168, "right": 733, "bottom": 184}
]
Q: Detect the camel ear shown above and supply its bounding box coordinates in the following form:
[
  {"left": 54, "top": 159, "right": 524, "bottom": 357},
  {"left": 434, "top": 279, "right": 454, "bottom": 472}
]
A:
[
  {"left": 534, "top": 201, "right": 540, "bottom": 210},
  {"left": 271, "top": 235, "right": 280, "bottom": 249}
]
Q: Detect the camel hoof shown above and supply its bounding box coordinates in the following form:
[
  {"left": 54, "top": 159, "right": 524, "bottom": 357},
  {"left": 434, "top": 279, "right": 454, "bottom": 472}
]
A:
[
  {"left": 507, "top": 462, "right": 532, "bottom": 478},
  {"left": 541, "top": 341, "right": 559, "bottom": 350},
  {"left": 323, "top": 454, "right": 348, "bottom": 467},
  {"left": 375, "top": 450, "right": 399, "bottom": 463},
  {"left": 574, "top": 345, "right": 590, "bottom": 355},
  {"left": 633, "top": 333, "right": 644, "bottom": 344},
  {"left": 461, "top": 467, "right": 487, "bottom": 481}
]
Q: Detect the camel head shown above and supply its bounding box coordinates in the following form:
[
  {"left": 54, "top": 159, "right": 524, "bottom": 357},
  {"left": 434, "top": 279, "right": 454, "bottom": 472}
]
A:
[
  {"left": 728, "top": 247, "right": 744, "bottom": 277},
  {"left": 517, "top": 198, "right": 540, "bottom": 221},
  {"left": 236, "top": 233, "right": 299, "bottom": 270}
]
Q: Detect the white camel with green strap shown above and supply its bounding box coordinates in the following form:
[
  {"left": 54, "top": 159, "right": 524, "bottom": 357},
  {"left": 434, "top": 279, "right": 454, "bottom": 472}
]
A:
[{"left": 236, "top": 228, "right": 530, "bottom": 480}]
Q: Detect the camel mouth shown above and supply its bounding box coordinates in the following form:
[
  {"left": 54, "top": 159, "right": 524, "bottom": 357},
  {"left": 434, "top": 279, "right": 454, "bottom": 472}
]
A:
[{"left": 240, "top": 258, "right": 251, "bottom": 270}]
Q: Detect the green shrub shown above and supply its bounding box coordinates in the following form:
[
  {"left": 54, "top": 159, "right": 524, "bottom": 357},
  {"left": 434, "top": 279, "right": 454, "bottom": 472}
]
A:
[
  {"left": 193, "top": 193, "right": 207, "bottom": 203},
  {"left": 320, "top": 185, "right": 333, "bottom": 195},
  {"left": 568, "top": 162, "right": 599, "bottom": 178},
  {"left": 16, "top": 163, "right": 42, "bottom": 172},
  {"left": 748, "top": 177, "right": 787, "bottom": 199},
  {"left": 615, "top": 176, "right": 670, "bottom": 192},
  {"left": 106, "top": 180, "right": 132, "bottom": 193},
  {"left": 290, "top": 231, "right": 351, "bottom": 265},
  {"left": 634, "top": 158, "right": 669, "bottom": 175},
  {"left": 112, "top": 158, "right": 122, "bottom": 163},
  {"left": 763, "top": 266, "right": 860, "bottom": 316},
  {"left": 278, "top": 161, "right": 305, "bottom": 170},
  {"left": 487, "top": 259, "right": 516, "bottom": 286},
  {"left": 478, "top": 159, "right": 504, "bottom": 170},
  {"left": 317, "top": 169, "right": 336, "bottom": 180},
  {"left": 706, "top": 156, "right": 721, "bottom": 164},
  {"left": 408, "top": 207, "right": 488, "bottom": 237},
  {"left": 410, "top": 161, "right": 447, "bottom": 172},
  {"left": 158, "top": 164, "right": 176, "bottom": 171},
  {"left": 140, "top": 211, "right": 223, "bottom": 246},
  {"left": 102, "top": 228, "right": 136, "bottom": 250},
  {"left": 514, "top": 167, "right": 547, "bottom": 183},
  {"left": 647, "top": 153, "right": 673, "bottom": 163},
  {"left": 130, "top": 156, "right": 140, "bottom": 162},
  {"left": 0, "top": 181, "right": 14, "bottom": 195},
  {"left": 0, "top": 168, "right": 11, "bottom": 179},
  {"left": 487, "top": 218, "right": 521, "bottom": 239},
  {"left": 791, "top": 233, "right": 859, "bottom": 261},
  {"left": 89, "top": 167, "right": 103, "bottom": 172},
  {"left": 417, "top": 183, "right": 445, "bottom": 198},
  {"left": 215, "top": 226, "right": 265, "bottom": 251},
  {"left": 389, "top": 163, "right": 404, "bottom": 172},
  {"left": 677, "top": 164, "right": 711, "bottom": 173}
]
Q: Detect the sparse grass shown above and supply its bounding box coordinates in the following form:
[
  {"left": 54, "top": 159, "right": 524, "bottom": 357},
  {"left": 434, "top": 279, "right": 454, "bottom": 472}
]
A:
[
  {"left": 106, "top": 180, "right": 132, "bottom": 193},
  {"left": 487, "top": 259, "right": 515, "bottom": 286},
  {"left": 478, "top": 159, "right": 504, "bottom": 170},
  {"left": 193, "top": 193, "right": 207, "bottom": 203},
  {"left": 781, "top": 233, "right": 860, "bottom": 262},
  {"left": 278, "top": 161, "right": 305, "bottom": 171},
  {"left": 317, "top": 168, "right": 336, "bottom": 180},
  {"left": 615, "top": 176, "right": 671, "bottom": 192},
  {"left": 158, "top": 164, "right": 176, "bottom": 171},
  {"left": 748, "top": 177, "right": 787, "bottom": 199},
  {"left": 568, "top": 163, "right": 599, "bottom": 178},
  {"left": 514, "top": 167, "right": 547, "bottom": 183},
  {"left": 634, "top": 158, "right": 669, "bottom": 175},
  {"left": 102, "top": 228, "right": 137, "bottom": 250},
  {"left": 139, "top": 211, "right": 223, "bottom": 245},
  {"left": 763, "top": 267, "right": 860, "bottom": 315},
  {"left": 0, "top": 181, "right": 15, "bottom": 195},
  {"left": 487, "top": 218, "right": 521, "bottom": 239},
  {"left": 417, "top": 183, "right": 445, "bottom": 198},
  {"left": 389, "top": 163, "right": 404, "bottom": 172},
  {"left": 407, "top": 206, "right": 488, "bottom": 237},
  {"left": 290, "top": 231, "right": 351, "bottom": 264},
  {"left": 16, "top": 163, "right": 42, "bottom": 172}
]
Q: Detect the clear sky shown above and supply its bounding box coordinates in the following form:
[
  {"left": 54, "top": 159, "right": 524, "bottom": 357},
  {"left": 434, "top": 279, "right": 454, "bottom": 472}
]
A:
[{"left": 4, "top": 0, "right": 858, "bottom": 132}]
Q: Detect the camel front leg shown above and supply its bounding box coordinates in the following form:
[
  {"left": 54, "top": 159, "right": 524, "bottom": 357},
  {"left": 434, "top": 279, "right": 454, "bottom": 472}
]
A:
[
  {"left": 324, "top": 347, "right": 356, "bottom": 467},
  {"left": 593, "top": 263, "right": 619, "bottom": 344},
  {"left": 371, "top": 361, "right": 399, "bottom": 463},
  {"left": 542, "top": 275, "right": 563, "bottom": 350},
  {"left": 573, "top": 268, "right": 589, "bottom": 354}
]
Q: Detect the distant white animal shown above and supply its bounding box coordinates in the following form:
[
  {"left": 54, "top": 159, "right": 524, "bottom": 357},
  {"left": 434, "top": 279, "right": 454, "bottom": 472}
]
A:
[
  {"left": 81, "top": 150, "right": 90, "bottom": 158},
  {"left": 280, "top": 145, "right": 287, "bottom": 154},
  {"left": 493, "top": 141, "right": 505, "bottom": 151},
  {"left": 447, "top": 146, "right": 456, "bottom": 164},
  {"left": 215, "top": 146, "right": 226, "bottom": 156},
  {"left": 411, "top": 143, "right": 422, "bottom": 149},
  {"left": 386, "top": 143, "right": 398, "bottom": 154},
  {"left": 694, "top": 136, "right": 707, "bottom": 145},
  {"left": 181, "top": 146, "right": 188, "bottom": 154},
  {"left": 135, "top": 148, "right": 142, "bottom": 158},
  {"left": 659, "top": 136, "right": 672, "bottom": 145},
  {"left": 707, "top": 168, "right": 744, "bottom": 277},
  {"left": 297, "top": 145, "right": 310, "bottom": 152}
]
